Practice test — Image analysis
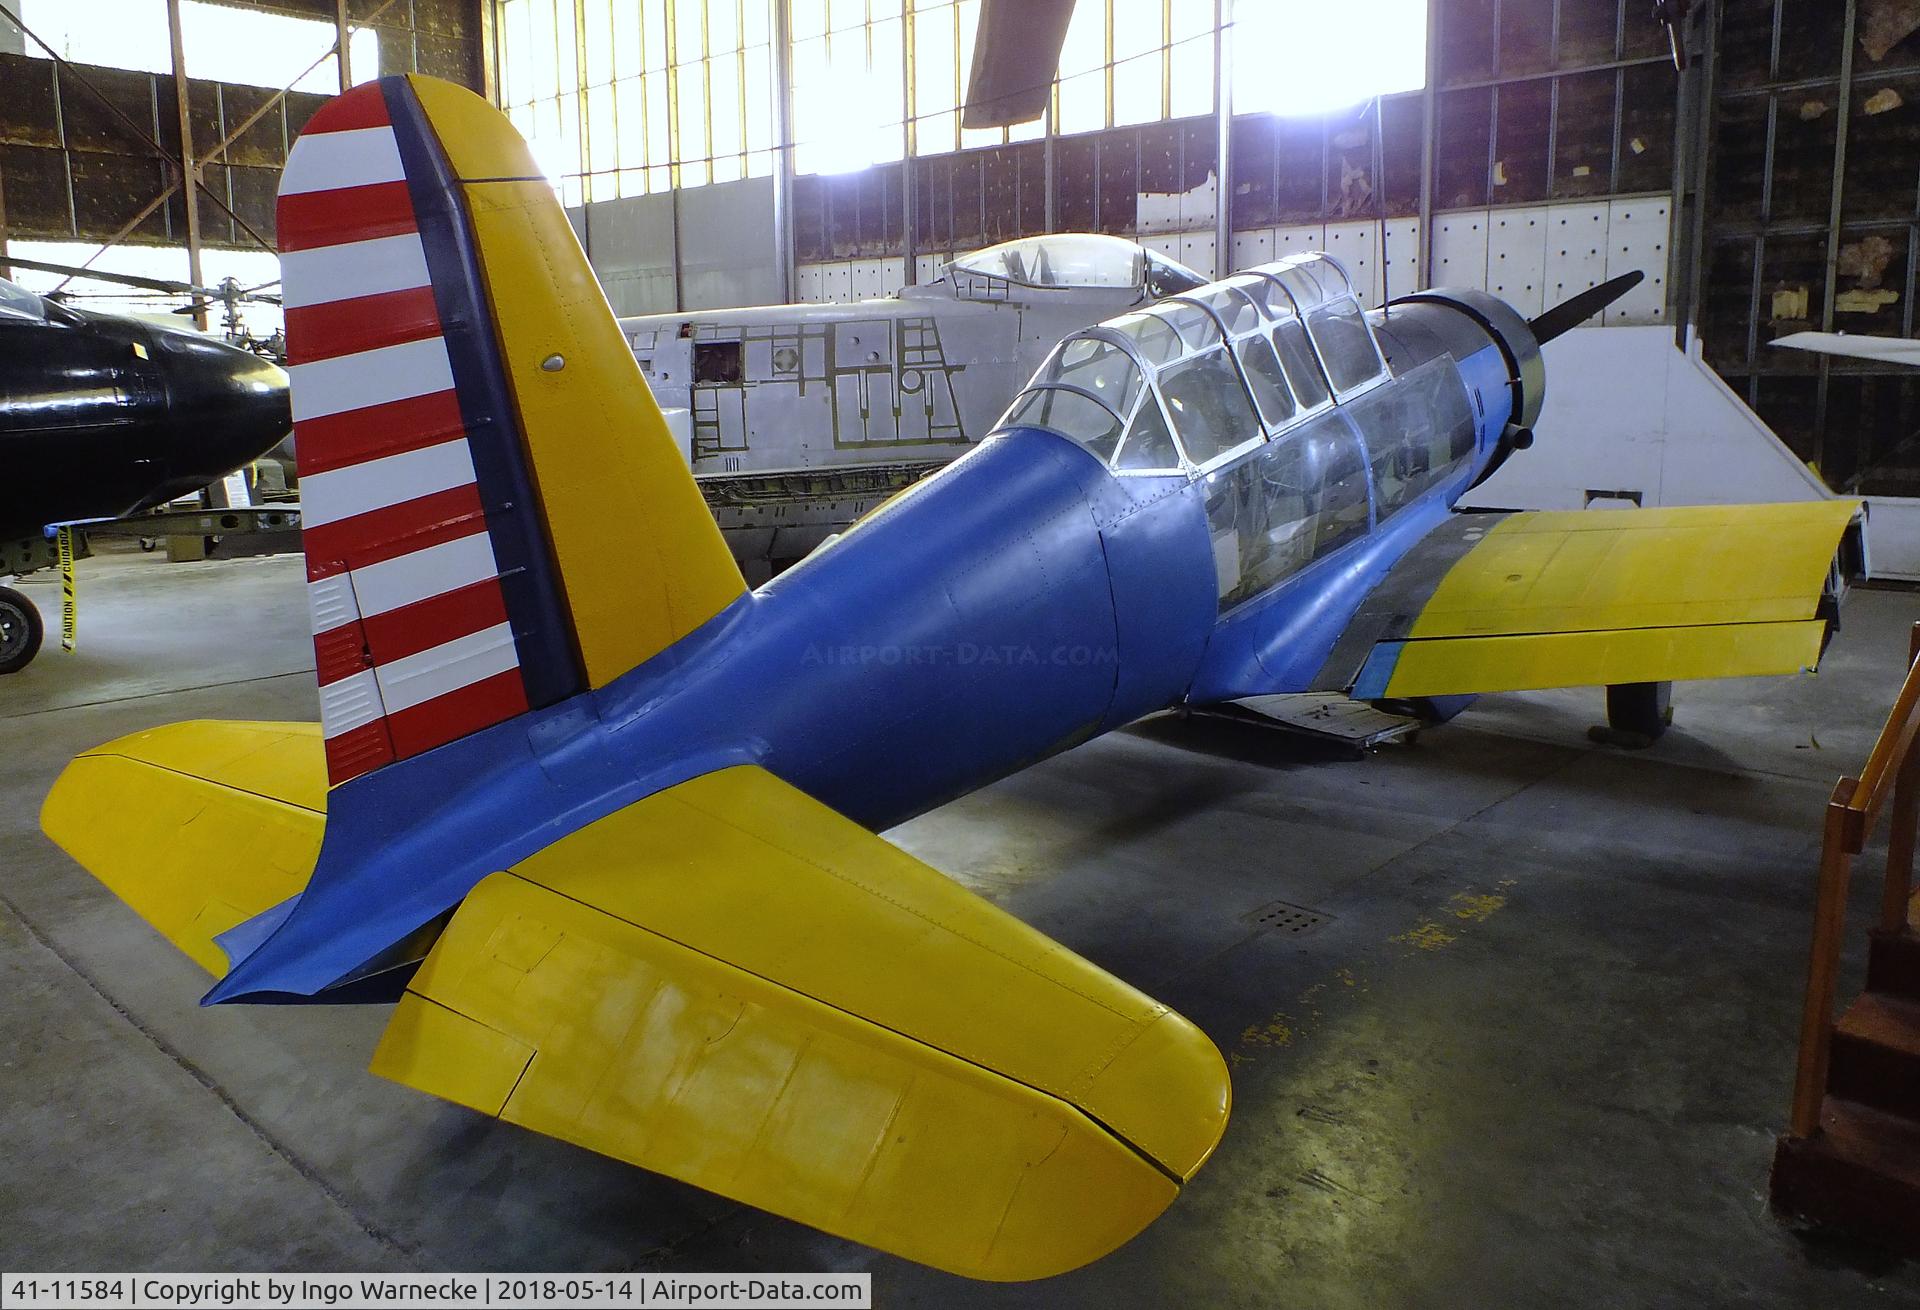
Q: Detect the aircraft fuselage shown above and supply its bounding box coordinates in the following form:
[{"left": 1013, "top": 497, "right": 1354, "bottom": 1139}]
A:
[
  {"left": 0, "top": 294, "right": 291, "bottom": 542},
  {"left": 211, "top": 285, "right": 1533, "bottom": 1002}
]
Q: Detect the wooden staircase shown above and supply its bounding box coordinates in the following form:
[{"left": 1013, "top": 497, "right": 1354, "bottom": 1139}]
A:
[
  {"left": 1774, "top": 930, "right": 1920, "bottom": 1249},
  {"left": 1772, "top": 625, "right": 1920, "bottom": 1250}
]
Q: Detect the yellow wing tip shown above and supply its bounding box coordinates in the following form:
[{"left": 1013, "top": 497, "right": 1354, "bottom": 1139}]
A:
[
  {"left": 1084, "top": 1008, "right": 1233, "bottom": 1183},
  {"left": 39, "top": 722, "right": 327, "bottom": 977}
]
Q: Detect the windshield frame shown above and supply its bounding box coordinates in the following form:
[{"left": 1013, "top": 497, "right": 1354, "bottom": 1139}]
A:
[{"left": 1163, "top": 290, "right": 1272, "bottom": 471}]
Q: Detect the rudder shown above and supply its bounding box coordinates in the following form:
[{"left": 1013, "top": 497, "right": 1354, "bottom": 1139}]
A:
[{"left": 279, "top": 76, "right": 743, "bottom": 788}]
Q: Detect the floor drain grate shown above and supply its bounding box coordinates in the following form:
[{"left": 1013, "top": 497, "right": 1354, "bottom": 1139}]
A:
[{"left": 1243, "top": 900, "right": 1330, "bottom": 935}]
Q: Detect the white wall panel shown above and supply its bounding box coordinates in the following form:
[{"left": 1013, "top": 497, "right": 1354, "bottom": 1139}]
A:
[
  {"left": 1486, "top": 206, "right": 1548, "bottom": 317},
  {"left": 1324, "top": 222, "right": 1380, "bottom": 306},
  {"left": 1273, "top": 224, "right": 1325, "bottom": 258},
  {"left": 1231, "top": 228, "right": 1273, "bottom": 272},
  {"left": 1432, "top": 212, "right": 1490, "bottom": 286},
  {"left": 1463, "top": 326, "right": 1829, "bottom": 513},
  {"left": 1140, "top": 234, "right": 1183, "bottom": 265},
  {"left": 1384, "top": 219, "right": 1421, "bottom": 298},
  {"left": 1544, "top": 202, "right": 1612, "bottom": 322},
  {"left": 1605, "top": 198, "right": 1669, "bottom": 324},
  {"left": 1178, "top": 175, "right": 1217, "bottom": 233},
  {"left": 821, "top": 261, "right": 853, "bottom": 301},
  {"left": 1178, "top": 231, "right": 1218, "bottom": 280},
  {"left": 1136, "top": 189, "right": 1182, "bottom": 234},
  {"left": 848, "top": 259, "right": 884, "bottom": 299},
  {"left": 1865, "top": 498, "right": 1920, "bottom": 581}
]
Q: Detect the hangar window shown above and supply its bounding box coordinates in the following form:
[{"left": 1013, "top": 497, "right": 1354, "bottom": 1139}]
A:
[{"left": 18, "top": 0, "right": 378, "bottom": 93}]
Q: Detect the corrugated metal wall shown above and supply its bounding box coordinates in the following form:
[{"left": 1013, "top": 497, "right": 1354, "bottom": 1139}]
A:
[
  {"left": 1700, "top": 0, "right": 1920, "bottom": 497},
  {"left": 0, "top": 0, "right": 483, "bottom": 252}
]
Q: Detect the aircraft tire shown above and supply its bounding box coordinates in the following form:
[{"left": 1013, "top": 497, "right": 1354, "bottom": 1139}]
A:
[
  {"left": 1598, "top": 680, "right": 1673, "bottom": 747},
  {"left": 0, "top": 585, "right": 44, "bottom": 675}
]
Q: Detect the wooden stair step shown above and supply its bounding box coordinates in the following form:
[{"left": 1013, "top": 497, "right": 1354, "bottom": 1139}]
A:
[
  {"left": 1773, "top": 1097, "right": 1920, "bottom": 1252},
  {"left": 1867, "top": 926, "right": 1920, "bottom": 1002},
  {"left": 1830, "top": 992, "right": 1920, "bottom": 1118}
]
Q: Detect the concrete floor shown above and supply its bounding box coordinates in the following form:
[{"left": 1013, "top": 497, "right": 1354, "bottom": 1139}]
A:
[{"left": 6, "top": 542, "right": 1920, "bottom": 1306}]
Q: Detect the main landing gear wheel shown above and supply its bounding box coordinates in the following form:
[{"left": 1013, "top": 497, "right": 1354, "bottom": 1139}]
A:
[
  {"left": 1589, "top": 680, "right": 1673, "bottom": 749},
  {"left": 0, "top": 585, "right": 44, "bottom": 675}
]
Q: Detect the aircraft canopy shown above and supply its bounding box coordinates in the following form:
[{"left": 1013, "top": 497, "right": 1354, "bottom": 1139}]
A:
[
  {"left": 0, "top": 278, "right": 47, "bottom": 323},
  {"left": 945, "top": 234, "right": 1206, "bottom": 299},
  {"left": 995, "top": 253, "right": 1388, "bottom": 475}
]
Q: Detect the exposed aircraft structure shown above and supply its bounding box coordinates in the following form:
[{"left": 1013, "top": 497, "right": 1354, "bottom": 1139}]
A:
[
  {"left": 620, "top": 233, "right": 1208, "bottom": 578},
  {"left": 42, "top": 78, "right": 1863, "bottom": 1281}
]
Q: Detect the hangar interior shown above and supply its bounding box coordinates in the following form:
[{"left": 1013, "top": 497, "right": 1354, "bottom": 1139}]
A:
[{"left": 9, "top": 0, "right": 1920, "bottom": 1304}]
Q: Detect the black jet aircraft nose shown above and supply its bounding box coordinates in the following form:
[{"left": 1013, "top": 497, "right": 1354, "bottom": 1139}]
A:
[{"left": 151, "top": 327, "right": 292, "bottom": 489}]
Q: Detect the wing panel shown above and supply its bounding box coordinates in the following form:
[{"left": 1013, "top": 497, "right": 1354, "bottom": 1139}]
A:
[
  {"left": 370, "top": 764, "right": 1230, "bottom": 1280},
  {"left": 506, "top": 764, "right": 1228, "bottom": 1181},
  {"left": 376, "top": 866, "right": 1173, "bottom": 1280},
  {"left": 1363, "top": 618, "right": 1828, "bottom": 698},
  {"left": 1408, "top": 501, "right": 1858, "bottom": 638}
]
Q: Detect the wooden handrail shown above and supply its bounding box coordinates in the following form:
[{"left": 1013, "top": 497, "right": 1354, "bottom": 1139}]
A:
[
  {"left": 1842, "top": 625, "right": 1920, "bottom": 850},
  {"left": 1788, "top": 622, "right": 1920, "bottom": 1139}
]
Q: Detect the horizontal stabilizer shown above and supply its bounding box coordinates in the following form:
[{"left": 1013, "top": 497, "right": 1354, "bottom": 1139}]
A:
[
  {"left": 372, "top": 765, "right": 1229, "bottom": 1280},
  {"left": 39, "top": 722, "right": 327, "bottom": 976}
]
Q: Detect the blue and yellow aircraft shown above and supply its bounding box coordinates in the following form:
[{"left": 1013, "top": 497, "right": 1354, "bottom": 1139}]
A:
[{"left": 42, "top": 77, "right": 1862, "bottom": 1280}]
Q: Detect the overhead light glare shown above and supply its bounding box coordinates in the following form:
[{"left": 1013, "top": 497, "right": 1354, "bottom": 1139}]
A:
[{"left": 1232, "top": 0, "right": 1428, "bottom": 117}]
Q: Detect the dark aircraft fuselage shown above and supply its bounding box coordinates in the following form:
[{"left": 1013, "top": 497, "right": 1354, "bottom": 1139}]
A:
[{"left": 0, "top": 285, "right": 292, "bottom": 541}]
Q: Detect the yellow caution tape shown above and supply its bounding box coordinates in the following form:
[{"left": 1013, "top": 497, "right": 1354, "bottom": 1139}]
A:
[{"left": 57, "top": 526, "right": 75, "bottom": 653}]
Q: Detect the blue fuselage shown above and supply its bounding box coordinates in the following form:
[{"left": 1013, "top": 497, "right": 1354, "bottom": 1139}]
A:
[{"left": 210, "top": 303, "right": 1524, "bottom": 1002}]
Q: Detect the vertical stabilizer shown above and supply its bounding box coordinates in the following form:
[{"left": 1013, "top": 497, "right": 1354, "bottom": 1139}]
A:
[{"left": 279, "top": 77, "right": 745, "bottom": 788}]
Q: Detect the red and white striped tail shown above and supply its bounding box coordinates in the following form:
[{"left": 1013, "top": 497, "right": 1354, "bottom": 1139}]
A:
[{"left": 280, "top": 84, "right": 527, "bottom": 787}]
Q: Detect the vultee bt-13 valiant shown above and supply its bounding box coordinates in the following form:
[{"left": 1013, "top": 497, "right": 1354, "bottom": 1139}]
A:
[{"left": 43, "top": 75, "right": 1862, "bottom": 1281}]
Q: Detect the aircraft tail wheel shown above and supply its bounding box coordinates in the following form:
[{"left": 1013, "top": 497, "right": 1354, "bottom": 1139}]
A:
[
  {"left": 0, "top": 585, "right": 44, "bottom": 674},
  {"left": 1591, "top": 680, "right": 1673, "bottom": 749}
]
